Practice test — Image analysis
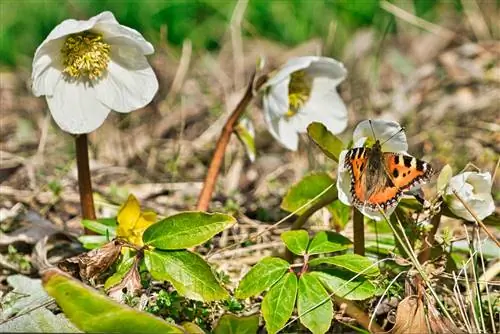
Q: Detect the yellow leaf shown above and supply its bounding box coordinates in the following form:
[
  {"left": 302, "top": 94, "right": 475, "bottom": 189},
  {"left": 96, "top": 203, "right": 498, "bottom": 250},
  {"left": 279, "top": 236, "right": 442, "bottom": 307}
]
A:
[{"left": 116, "top": 195, "right": 157, "bottom": 246}]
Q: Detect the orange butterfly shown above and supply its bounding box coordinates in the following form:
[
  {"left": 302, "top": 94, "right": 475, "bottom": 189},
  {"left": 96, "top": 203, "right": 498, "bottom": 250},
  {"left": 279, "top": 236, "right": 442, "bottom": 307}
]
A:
[{"left": 344, "top": 124, "right": 433, "bottom": 211}]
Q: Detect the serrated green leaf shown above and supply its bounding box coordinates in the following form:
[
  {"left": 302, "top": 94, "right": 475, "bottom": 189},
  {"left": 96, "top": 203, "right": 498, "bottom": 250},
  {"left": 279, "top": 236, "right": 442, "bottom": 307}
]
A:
[
  {"left": 281, "top": 230, "right": 309, "bottom": 255},
  {"left": 41, "top": 268, "right": 184, "bottom": 333},
  {"left": 143, "top": 211, "right": 236, "bottom": 249},
  {"left": 307, "top": 231, "right": 352, "bottom": 255},
  {"left": 307, "top": 122, "right": 344, "bottom": 162},
  {"left": 81, "top": 218, "right": 117, "bottom": 237},
  {"left": 281, "top": 173, "right": 337, "bottom": 215},
  {"left": 235, "top": 119, "right": 256, "bottom": 162},
  {"left": 235, "top": 257, "right": 289, "bottom": 299},
  {"left": 78, "top": 235, "right": 109, "bottom": 250},
  {"left": 214, "top": 314, "right": 259, "bottom": 334},
  {"left": 308, "top": 254, "right": 380, "bottom": 277},
  {"left": 437, "top": 164, "right": 452, "bottom": 193},
  {"left": 262, "top": 272, "right": 298, "bottom": 334},
  {"left": 297, "top": 273, "right": 333, "bottom": 334},
  {"left": 144, "top": 249, "right": 229, "bottom": 302},
  {"left": 104, "top": 256, "right": 136, "bottom": 290},
  {"left": 311, "top": 269, "right": 376, "bottom": 300}
]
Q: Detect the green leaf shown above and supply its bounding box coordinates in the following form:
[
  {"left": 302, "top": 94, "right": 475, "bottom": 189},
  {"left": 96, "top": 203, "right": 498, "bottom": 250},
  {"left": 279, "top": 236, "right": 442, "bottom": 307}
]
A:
[
  {"left": 104, "top": 256, "right": 136, "bottom": 290},
  {"left": 235, "top": 257, "right": 289, "bottom": 299},
  {"left": 42, "top": 269, "right": 184, "bottom": 333},
  {"left": 328, "top": 200, "right": 351, "bottom": 230},
  {"left": 144, "top": 249, "right": 229, "bottom": 302},
  {"left": 262, "top": 272, "right": 298, "bottom": 334},
  {"left": 0, "top": 308, "right": 81, "bottom": 333},
  {"left": 297, "top": 273, "right": 333, "bottom": 334},
  {"left": 307, "top": 122, "right": 344, "bottom": 162},
  {"left": 308, "top": 254, "right": 380, "bottom": 277},
  {"left": 235, "top": 119, "right": 256, "bottom": 162},
  {"left": 182, "top": 322, "right": 205, "bottom": 333},
  {"left": 143, "top": 211, "right": 236, "bottom": 249},
  {"left": 81, "top": 218, "right": 117, "bottom": 237},
  {"left": 281, "top": 230, "right": 310, "bottom": 255},
  {"left": 281, "top": 173, "right": 337, "bottom": 215},
  {"left": 437, "top": 164, "right": 452, "bottom": 193},
  {"left": 311, "top": 269, "right": 377, "bottom": 300},
  {"left": 307, "top": 231, "right": 352, "bottom": 255},
  {"left": 78, "top": 235, "right": 109, "bottom": 249},
  {"left": 214, "top": 314, "right": 259, "bottom": 334}
]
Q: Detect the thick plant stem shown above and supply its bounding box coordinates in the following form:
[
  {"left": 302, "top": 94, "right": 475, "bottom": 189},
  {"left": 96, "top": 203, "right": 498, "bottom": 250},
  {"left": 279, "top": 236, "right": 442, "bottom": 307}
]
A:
[
  {"left": 197, "top": 73, "right": 265, "bottom": 211},
  {"left": 418, "top": 212, "right": 441, "bottom": 264},
  {"left": 75, "top": 134, "right": 96, "bottom": 221},
  {"left": 353, "top": 208, "right": 365, "bottom": 256}
]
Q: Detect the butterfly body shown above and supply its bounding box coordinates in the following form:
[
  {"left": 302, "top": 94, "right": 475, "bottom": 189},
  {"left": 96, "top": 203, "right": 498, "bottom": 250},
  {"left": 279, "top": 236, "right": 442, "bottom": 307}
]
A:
[{"left": 345, "top": 140, "right": 433, "bottom": 211}]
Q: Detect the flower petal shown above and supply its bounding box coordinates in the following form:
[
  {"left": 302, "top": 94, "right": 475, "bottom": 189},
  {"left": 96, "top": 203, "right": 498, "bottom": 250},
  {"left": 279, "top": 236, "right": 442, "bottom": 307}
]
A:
[
  {"left": 353, "top": 120, "right": 408, "bottom": 152},
  {"left": 96, "top": 23, "right": 154, "bottom": 55},
  {"left": 337, "top": 150, "right": 353, "bottom": 206},
  {"left": 305, "top": 57, "right": 347, "bottom": 87},
  {"left": 31, "top": 48, "right": 64, "bottom": 97},
  {"left": 466, "top": 172, "right": 493, "bottom": 194},
  {"left": 95, "top": 53, "right": 158, "bottom": 113},
  {"left": 46, "top": 79, "right": 110, "bottom": 134},
  {"left": 293, "top": 77, "right": 348, "bottom": 134},
  {"left": 357, "top": 205, "right": 396, "bottom": 221},
  {"left": 263, "top": 77, "right": 290, "bottom": 141},
  {"left": 265, "top": 56, "right": 316, "bottom": 87}
]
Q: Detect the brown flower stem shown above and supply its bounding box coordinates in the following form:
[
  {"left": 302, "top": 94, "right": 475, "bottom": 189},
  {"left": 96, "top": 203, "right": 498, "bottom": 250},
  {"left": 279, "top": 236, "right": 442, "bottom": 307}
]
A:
[
  {"left": 417, "top": 211, "right": 441, "bottom": 264},
  {"left": 452, "top": 190, "right": 500, "bottom": 247},
  {"left": 284, "top": 188, "right": 338, "bottom": 261},
  {"left": 75, "top": 134, "right": 96, "bottom": 226},
  {"left": 334, "top": 296, "right": 384, "bottom": 333},
  {"left": 197, "top": 73, "right": 265, "bottom": 211},
  {"left": 353, "top": 208, "right": 365, "bottom": 256}
]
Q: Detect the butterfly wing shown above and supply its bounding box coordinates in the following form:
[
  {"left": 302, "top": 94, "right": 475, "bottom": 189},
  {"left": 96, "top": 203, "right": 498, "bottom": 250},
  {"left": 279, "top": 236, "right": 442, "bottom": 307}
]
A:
[{"left": 383, "top": 153, "right": 433, "bottom": 191}]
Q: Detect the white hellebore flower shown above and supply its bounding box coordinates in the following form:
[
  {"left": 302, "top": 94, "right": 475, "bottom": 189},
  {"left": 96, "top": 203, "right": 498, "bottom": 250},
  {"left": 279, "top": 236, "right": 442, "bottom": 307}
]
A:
[
  {"left": 262, "top": 56, "right": 348, "bottom": 151},
  {"left": 31, "top": 11, "right": 159, "bottom": 134},
  {"left": 444, "top": 172, "right": 495, "bottom": 221},
  {"left": 337, "top": 120, "right": 409, "bottom": 221}
]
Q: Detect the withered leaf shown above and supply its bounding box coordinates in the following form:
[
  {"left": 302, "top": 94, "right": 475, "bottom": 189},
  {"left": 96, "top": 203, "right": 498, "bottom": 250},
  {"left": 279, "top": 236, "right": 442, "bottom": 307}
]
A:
[
  {"left": 428, "top": 302, "right": 465, "bottom": 334},
  {"left": 108, "top": 258, "right": 142, "bottom": 302},
  {"left": 392, "top": 296, "right": 427, "bottom": 334},
  {"left": 58, "top": 240, "right": 122, "bottom": 280}
]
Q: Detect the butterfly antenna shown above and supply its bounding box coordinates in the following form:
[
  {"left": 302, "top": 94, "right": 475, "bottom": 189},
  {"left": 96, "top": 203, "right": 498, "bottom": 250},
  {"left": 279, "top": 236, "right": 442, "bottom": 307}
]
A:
[
  {"left": 368, "top": 120, "right": 377, "bottom": 140},
  {"left": 380, "top": 127, "right": 406, "bottom": 146}
]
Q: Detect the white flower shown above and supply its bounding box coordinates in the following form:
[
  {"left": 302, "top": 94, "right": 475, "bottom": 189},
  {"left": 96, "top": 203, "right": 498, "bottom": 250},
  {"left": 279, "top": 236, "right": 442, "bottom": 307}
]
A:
[
  {"left": 31, "top": 11, "right": 158, "bottom": 134},
  {"left": 444, "top": 172, "right": 495, "bottom": 221},
  {"left": 262, "top": 56, "right": 348, "bottom": 151},
  {"left": 337, "top": 120, "right": 408, "bottom": 221}
]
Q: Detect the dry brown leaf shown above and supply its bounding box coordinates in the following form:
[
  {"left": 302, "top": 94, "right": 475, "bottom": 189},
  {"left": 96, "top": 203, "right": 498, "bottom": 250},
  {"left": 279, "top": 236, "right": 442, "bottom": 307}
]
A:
[
  {"left": 58, "top": 240, "right": 122, "bottom": 280},
  {"left": 428, "top": 303, "right": 464, "bottom": 334},
  {"left": 108, "top": 258, "right": 142, "bottom": 302},
  {"left": 392, "top": 296, "right": 428, "bottom": 334}
]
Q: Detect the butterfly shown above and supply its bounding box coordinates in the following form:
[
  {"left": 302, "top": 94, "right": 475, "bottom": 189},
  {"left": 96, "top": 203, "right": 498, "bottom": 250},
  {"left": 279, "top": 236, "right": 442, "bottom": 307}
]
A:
[{"left": 344, "top": 128, "right": 433, "bottom": 211}]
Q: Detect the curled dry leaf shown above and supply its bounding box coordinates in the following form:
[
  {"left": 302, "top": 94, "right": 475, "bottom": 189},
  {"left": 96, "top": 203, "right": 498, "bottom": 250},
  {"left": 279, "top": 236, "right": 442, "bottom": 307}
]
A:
[
  {"left": 58, "top": 240, "right": 122, "bottom": 280},
  {"left": 108, "top": 257, "right": 142, "bottom": 302},
  {"left": 392, "top": 296, "right": 427, "bottom": 334},
  {"left": 428, "top": 302, "right": 464, "bottom": 334}
]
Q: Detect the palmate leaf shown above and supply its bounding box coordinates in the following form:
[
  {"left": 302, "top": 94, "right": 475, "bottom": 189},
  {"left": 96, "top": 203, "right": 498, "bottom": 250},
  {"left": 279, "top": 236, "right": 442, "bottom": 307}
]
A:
[
  {"left": 262, "top": 272, "right": 298, "bottom": 334},
  {"left": 308, "top": 254, "right": 380, "bottom": 277},
  {"left": 281, "top": 230, "right": 309, "bottom": 255},
  {"left": 307, "top": 122, "right": 344, "bottom": 162},
  {"left": 214, "top": 314, "right": 259, "bottom": 334},
  {"left": 311, "top": 268, "right": 377, "bottom": 300},
  {"left": 307, "top": 231, "right": 352, "bottom": 255},
  {"left": 41, "top": 268, "right": 184, "bottom": 333},
  {"left": 235, "top": 257, "right": 289, "bottom": 299},
  {"left": 297, "top": 273, "right": 333, "bottom": 334},
  {"left": 143, "top": 211, "right": 236, "bottom": 249},
  {"left": 144, "top": 249, "right": 229, "bottom": 302}
]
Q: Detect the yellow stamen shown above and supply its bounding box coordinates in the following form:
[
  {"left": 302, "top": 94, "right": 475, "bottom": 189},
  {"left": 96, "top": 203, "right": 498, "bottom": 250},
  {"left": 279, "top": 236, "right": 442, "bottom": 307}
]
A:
[
  {"left": 286, "top": 70, "right": 312, "bottom": 118},
  {"left": 61, "top": 31, "right": 110, "bottom": 80}
]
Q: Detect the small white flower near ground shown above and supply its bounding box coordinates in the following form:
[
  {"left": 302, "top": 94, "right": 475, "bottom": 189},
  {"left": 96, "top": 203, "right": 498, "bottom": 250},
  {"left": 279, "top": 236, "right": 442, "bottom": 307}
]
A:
[
  {"left": 262, "top": 56, "right": 348, "bottom": 151},
  {"left": 337, "top": 120, "right": 408, "bottom": 221},
  {"left": 444, "top": 172, "right": 495, "bottom": 221},
  {"left": 31, "top": 11, "right": 159, "bottom": 134}
]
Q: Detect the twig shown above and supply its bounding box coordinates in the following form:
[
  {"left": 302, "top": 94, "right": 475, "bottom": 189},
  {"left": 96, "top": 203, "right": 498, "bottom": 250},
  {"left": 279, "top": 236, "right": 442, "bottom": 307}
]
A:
[
  {"left": 335, "top": 296, "right": 384, "bottom": 333},
  {"left": 452, "top": 190, "right": 500, "bottom": 247},
  {"left": 75, "top": 134, "right": 96, "bottom": 222},
  {"left": 196, "top": 73, "right": 265, "bottom": 211},
  {"left": 417, "top": 211, "right": 442, "bottom": 263},
  {"left": 353, "top": 208, "right": 365, "bottom": 256}
]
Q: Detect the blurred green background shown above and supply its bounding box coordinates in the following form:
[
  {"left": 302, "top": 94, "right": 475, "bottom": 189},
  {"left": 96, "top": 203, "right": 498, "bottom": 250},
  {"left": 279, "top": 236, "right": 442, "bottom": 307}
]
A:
[{"left": 0, "top": 0, "right": 465, "bottom": 68}]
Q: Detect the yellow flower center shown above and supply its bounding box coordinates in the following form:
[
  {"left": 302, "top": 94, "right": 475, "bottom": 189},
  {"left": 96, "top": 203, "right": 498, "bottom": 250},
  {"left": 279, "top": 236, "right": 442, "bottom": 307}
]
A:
[
  {"left": 61, "top": 31, "right": 110, "bottom": 80},
  {"left": 286, "top": 70, "right": 312, "bottom": 118}
]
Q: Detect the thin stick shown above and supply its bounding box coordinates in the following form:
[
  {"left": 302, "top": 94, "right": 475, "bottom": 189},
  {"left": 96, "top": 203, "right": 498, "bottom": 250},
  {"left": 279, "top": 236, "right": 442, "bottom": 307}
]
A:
[
  {"left": 196, "top": 73, "right": 265, "bottom": 211},
  {"left": 417, "top": 211, "right": 441, "bottom": 263},
  {"left": 353, "top": 208, "right": 365, "bottom": 256},
  {"left": 452, "top": 190, "right": 500, "bottom": 247},
  {"left": 75, "top": 134, "right": 96, "bottom": 221}
]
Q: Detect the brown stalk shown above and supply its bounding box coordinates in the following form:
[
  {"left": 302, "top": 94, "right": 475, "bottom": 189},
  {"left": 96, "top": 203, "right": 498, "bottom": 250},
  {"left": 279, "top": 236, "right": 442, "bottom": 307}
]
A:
[
  {"left": 75, "top": 134, "right": 96, "bottom": 224},
  {"left": 353, "top": 208, "right": 365, "bottom": 256},
  {"left": 196, "top": 73, "right": 265, "bottom": 211},
  {"left": 334, "top": 296, "right": 384, "bottom": 333}
]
